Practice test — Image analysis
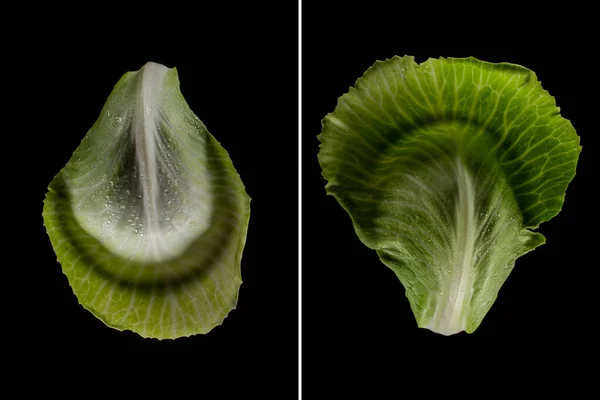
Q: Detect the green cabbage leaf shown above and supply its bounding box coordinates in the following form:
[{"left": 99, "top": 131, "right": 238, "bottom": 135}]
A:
[
  {"left": 318, "top": 56, "right": 580, "bottom": 335},
  {"left": 43, "top": 62, "right": 250, "bottom": 339}
]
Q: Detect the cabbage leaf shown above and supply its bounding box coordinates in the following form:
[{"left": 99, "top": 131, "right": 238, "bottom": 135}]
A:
[
  {"left": 43, "top": 62, "right": 250, "bottom": 339},
  {"left": 318, "top": 56, "right": 580, "bottom": 335}
]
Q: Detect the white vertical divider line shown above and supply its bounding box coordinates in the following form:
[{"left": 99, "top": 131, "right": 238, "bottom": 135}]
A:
[{"left": 298, "top": 0, "right": 303, "bottom": 398}]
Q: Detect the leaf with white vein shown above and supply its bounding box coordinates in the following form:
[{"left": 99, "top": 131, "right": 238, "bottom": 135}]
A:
[
  {"left": 43, "top": 62, "right": 251, "bottom": 339},
  {"left": 318, "top": 56, "right": 580, "bottom": 335}
]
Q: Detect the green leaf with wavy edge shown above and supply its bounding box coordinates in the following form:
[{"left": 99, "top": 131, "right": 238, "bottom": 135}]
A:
[
  {"left": 318, "top": 56, "right": 580, "bottom": 335},
  {"left": 43, "top": 62, "right": 251, "bottom": 339}
]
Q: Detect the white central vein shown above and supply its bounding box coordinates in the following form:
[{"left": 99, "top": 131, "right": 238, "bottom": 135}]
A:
[
  {"left": 134, "top": 63, "right": 168, "bottom": 258},
  {"left": 428, "top": 156, "right": 476, "bottom": 335}
]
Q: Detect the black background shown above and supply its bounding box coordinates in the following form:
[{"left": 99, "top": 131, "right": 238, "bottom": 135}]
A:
[
  {"left": 302, "top": 3, "right": 596, "bottom": 393},
  {"left": 8, "top": 1, "right": 599, "bottom": 395},
  {"left": 13, "top": 3, "right": 298, "bottom": 396}
]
